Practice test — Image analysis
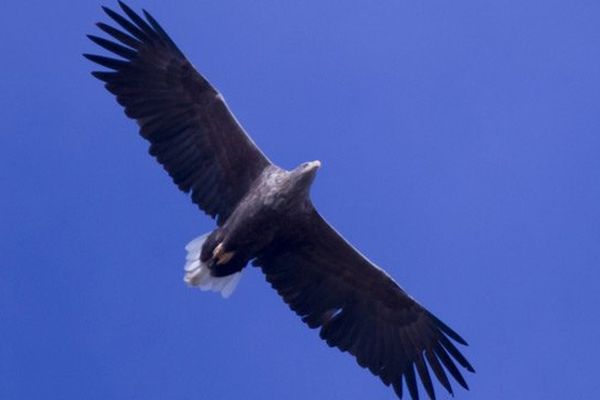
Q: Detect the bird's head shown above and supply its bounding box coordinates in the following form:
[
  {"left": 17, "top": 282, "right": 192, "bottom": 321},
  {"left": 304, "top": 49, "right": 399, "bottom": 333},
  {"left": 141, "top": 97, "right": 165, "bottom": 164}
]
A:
[
  {"left": 287, "top": 160, "right": 321, "bottom": 197},
  {"left": 299, "top": 160, "right": 321, "bottom": 174},
  {"left": 295, "top": 160, "right": 321, "bottom": 180}
]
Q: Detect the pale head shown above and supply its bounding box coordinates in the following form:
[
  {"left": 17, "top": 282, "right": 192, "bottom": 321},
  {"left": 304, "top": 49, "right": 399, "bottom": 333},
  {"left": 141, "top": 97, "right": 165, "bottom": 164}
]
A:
[{"left": 285, "top": 160, "right": 322, "bottom": 199}]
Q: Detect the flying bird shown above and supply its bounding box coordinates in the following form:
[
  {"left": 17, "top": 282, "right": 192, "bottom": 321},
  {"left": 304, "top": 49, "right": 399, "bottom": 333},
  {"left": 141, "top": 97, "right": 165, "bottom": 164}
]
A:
[{"left": 85, "top": 2, "right": 474, "bottom": 399}]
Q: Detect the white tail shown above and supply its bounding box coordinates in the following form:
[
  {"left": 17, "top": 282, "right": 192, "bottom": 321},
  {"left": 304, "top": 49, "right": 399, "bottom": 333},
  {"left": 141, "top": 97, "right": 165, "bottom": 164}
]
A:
[{"left": 183, "top": 233, "right": 242, "bottom": 298}]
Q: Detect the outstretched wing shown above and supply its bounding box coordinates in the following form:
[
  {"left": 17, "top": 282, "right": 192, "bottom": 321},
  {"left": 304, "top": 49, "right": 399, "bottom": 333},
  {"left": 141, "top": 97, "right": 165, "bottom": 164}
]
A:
[
  {"left": 85, "top": 2, "right": 271, "bottom": 224},
  {"left": 254, "top": 210, "right": 474, "bottom": 400}
]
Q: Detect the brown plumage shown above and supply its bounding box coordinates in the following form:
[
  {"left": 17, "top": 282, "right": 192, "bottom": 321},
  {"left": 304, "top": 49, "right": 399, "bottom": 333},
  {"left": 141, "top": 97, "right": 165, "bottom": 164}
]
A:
[{"left": 85, "top": 2, "right": 474, "bottom": 399}]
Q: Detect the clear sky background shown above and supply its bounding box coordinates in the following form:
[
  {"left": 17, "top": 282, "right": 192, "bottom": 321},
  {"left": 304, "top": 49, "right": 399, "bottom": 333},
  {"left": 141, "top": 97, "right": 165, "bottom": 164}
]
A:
[{"left": 2, "top": 1, "right": 599, "bottom": 399}]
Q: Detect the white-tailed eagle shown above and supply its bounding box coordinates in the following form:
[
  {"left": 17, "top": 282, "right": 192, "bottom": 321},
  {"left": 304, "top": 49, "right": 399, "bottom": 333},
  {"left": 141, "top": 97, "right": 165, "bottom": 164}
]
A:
[{"left": 85, "top": 2, "right": 474, "bottom": 399}]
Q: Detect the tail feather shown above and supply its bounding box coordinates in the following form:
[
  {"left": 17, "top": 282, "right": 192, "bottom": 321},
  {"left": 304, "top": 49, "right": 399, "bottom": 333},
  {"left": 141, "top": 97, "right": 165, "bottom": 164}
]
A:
[{"left": 183, "top": 233, "right": 242, "bottom": 298}]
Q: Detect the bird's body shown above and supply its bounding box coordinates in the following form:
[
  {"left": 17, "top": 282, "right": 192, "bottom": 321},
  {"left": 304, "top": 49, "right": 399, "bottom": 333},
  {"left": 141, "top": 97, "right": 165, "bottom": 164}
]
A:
[
  {"left": 222, "top": 162, "right": 320, "bottom": 253},
  {"left": 86, "top": 3, "right": 474, "bottom": 399},
  {"left": 185, "top": 162, "right": 320, "bottom": 289}
]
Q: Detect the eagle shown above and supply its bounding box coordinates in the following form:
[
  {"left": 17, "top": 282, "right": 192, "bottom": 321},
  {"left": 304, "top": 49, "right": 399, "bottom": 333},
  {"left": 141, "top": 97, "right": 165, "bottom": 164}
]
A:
[{"left": 85, "top": 2, "right": 474, "bottom": 399}]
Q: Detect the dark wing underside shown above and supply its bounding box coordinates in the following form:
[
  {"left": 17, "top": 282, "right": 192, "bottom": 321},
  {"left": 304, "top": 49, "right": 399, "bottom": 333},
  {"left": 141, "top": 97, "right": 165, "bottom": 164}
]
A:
[
  {"left": 85, "top": 2, "right": 270, "bottom": 224},
  {"left": 254, "top": 210, "right": 474, "bottom": 400}
]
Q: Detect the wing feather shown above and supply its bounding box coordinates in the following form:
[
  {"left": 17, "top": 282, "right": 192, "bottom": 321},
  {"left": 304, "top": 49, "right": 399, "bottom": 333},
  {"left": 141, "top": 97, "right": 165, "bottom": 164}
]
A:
[
  {"left": 85, "top": 2, "right": 271, "bottom": 224},
  {"left": 254, "top": 209, "right": 473, "bottom": 400}
]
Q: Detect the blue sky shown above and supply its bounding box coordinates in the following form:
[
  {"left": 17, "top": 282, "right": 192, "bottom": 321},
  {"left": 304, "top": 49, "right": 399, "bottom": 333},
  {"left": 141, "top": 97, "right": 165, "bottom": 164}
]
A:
[{"left": 2, "top": 1, "right": 600, "bottom": 399}]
